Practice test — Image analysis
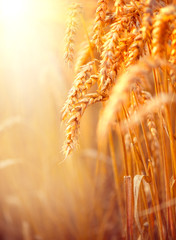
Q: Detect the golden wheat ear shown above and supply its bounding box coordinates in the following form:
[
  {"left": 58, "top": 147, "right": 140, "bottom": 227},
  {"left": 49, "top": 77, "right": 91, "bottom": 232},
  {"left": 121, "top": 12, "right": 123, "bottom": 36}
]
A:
[
  {"left": 64, "top": 3, "right": 82, "bottom": 66},
  {"left": 63, "top": 92, "right": 108, "bottom": 158},
  {"left": 169, "top": 29, "right": 176, "bottom": 87},
  {"left": 61, "top": 61, "right": 95, "bottom": 121},
  {"left": 92, "top": 0, "right": 109, "bottom": 51},
  {"left": 152, "top": 5, "right": 176, "bottom": 58}
]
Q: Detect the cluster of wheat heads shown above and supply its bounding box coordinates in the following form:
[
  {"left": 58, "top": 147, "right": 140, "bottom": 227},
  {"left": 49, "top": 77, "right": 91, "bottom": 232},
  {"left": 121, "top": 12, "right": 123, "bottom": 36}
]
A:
[{"left": 62, "top": 0, "right": 176, "bottom": 239}]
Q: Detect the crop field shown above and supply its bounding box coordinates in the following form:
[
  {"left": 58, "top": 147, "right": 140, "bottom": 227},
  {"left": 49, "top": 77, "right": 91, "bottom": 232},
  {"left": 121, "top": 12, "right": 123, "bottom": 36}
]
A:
[{"left": 0, "top": 0, "right": 176, "bottom": 239}]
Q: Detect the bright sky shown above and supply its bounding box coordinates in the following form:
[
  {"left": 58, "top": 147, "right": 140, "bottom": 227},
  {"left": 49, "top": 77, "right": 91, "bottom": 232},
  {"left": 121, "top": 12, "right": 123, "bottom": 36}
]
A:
[
  {"left": 0, "top": 0, "right": 67, "bottom": 23},
  {"left": 0, "top": 0, "right": 68, "bottom": 108}
]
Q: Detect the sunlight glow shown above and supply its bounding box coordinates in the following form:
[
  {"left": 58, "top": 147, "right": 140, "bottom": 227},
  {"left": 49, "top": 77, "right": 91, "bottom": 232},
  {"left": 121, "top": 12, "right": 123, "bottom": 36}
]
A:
[
  {"left": 0, "top": 0, "right": 30, "bottom": 23},
  {"left": 0, "top": 0, "right": 64, "bottom": 94}
]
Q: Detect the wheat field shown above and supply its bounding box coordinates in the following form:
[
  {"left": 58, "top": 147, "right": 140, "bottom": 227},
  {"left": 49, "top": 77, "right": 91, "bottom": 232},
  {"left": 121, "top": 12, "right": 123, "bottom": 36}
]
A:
[{"left": 0, "top": 0, "right": 176, "bottom": 239}]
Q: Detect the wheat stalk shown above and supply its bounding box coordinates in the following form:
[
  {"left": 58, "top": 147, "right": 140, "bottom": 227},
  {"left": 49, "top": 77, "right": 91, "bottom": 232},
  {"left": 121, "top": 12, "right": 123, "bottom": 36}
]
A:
[{"left": 62, "top": 1, "right": 176, "bottom": 238}]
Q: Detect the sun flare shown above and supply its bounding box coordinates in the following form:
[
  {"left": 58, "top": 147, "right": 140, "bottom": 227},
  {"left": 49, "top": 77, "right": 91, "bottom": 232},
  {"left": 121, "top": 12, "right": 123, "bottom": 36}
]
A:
[{"left": 0, "top": 0, "right": 30, "bottom": 23}]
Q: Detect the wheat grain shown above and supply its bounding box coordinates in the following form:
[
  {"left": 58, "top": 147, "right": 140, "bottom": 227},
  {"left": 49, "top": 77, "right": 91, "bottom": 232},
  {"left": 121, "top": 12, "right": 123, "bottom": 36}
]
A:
[
  {"left": 142, "top": 0, "right": 155, "bottom": 40},
  {"left": 169, "top": 29, "right": 176, "bottom": 87},
  {"left": 64, "top": 3, "right": 82, "bottom": 66},
  {"left": 93, "top": 0, "right": 109, "bottom": 50},
  {"left": 152, "top": 5, "right": 176, "bottom": 57},
  {"left": 63, "top": 93, "right": 108, "bottom": 157},
  {"left": 62, "top": 61, "right": 95, "bottom": 120}
]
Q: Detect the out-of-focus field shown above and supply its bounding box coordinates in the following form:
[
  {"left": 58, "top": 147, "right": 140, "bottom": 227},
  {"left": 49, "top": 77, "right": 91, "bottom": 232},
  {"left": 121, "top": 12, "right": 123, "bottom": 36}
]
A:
[{"left": 0, "top": 1, "right": 112, "bottom": 239}]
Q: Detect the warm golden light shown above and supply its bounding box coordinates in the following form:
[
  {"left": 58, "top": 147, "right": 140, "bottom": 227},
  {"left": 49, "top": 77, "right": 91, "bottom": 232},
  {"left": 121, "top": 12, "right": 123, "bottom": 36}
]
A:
[
  {"left": 0, "top": 0, "right": 175, "bottom": 239},
  {"left": 0, "top": 0, "right": 30, "bottom": 23}
]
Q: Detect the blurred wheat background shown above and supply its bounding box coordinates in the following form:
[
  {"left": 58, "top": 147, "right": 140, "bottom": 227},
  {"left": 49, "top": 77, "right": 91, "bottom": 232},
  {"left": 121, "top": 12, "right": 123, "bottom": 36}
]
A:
[{"left": 0, "top": 0, "right": 101, "bottom": 239}]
